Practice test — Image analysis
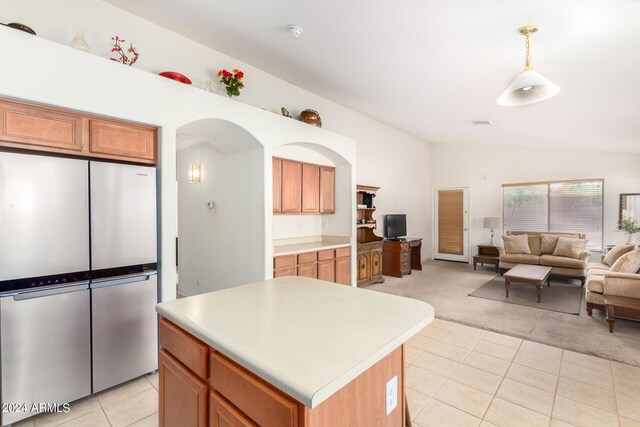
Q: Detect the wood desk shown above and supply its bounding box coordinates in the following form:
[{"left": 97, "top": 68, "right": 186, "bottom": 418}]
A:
[{"left": 382, "top": 238, "right": 422, "bottom": 278}]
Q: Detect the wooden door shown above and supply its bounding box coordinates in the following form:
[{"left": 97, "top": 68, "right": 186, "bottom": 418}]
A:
[
  {"left": 281, "top": 160, "right": 302, "bottom": 213},
  {"left": 435, "top": 188, "right": 469, "bottom": 262},
  {"left": 357, "top": 252, "right": 371, "bottom": 283},
  {"left": 209, "top": 391, "right": 257, "bottom": 427},
  {"left": 159, "top": 349, "right": 207, "bottom": 427},
  {"left": 370, "top": 249, "right": 382, "bottom": 278},
  {"left": 272, "top": 158, "right": 282, "bottom": 213},
  {"left": 317, "top": 259, "right": 335, "bottom": 282},
  {"left": 319, "top": 167, "right": 335, "bottom": 214},
  {"left": 297, "top": 263, "right": 318, "bottom": 279},
  {"left": 89, "top": 119, "right": 156, "bottom": 164},
  {"left": 335, "top": 256, "right": 350, "bottom": 286},
  {"left": 302, "top": 163, "right": 320, "bottom": 213}
]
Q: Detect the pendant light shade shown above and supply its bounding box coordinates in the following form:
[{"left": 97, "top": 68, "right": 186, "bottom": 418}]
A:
[{"left": 497, "top": 25, "right": 560, "bottom": 107}]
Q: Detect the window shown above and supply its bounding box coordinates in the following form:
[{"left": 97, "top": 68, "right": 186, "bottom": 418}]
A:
[{"left": 503, "top": 179, "right": 603, "bottom": 251}]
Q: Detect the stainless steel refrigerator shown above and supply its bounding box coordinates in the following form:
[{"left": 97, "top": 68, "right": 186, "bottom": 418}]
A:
[{"left": 0, "top": 152, "right": 158, "bottom": 425}]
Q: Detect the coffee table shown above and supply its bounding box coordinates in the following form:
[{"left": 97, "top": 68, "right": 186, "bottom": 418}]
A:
[{"left": 504, "top": 264, "right": 552, "bottom": 303}]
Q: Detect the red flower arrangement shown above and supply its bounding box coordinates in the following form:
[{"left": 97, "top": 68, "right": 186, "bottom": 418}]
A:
[
  {"left": 111, "top": 36, "right": 140, "bottom": 66},
  {"left": 217, "top": 69, "right": 245, "bottom": 97}
]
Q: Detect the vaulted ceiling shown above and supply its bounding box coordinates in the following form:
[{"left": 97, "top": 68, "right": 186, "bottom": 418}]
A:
[{"left": 105, "top": 0, "right": 640, "bottom": 152}]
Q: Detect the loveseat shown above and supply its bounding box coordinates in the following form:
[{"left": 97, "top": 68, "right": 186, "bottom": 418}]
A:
[{"left": 496, "top": 231, "right": 590, "bottom": 284}]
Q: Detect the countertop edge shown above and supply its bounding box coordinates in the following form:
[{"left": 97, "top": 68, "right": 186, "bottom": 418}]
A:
[{"left": 273, "top": 242, "right": 351, "bottom": 256}]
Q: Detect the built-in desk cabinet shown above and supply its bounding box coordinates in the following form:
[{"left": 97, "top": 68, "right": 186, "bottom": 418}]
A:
[
  {"left": 274, "top": 247, "right": 350, "bottom": 285},
  {"left": 0, "top": 98, "right": 157, "bottom": 164},
  {"left": 273, "top": 157, "right": 335, "bottom": 214}
]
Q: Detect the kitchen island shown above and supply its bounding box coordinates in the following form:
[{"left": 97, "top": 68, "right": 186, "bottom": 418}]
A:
[{"left": 156, "top": 276, "right": 434, "bottom": 426}]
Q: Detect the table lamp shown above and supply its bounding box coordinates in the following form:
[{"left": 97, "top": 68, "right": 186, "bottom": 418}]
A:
[{"left": 483, "top": 217, "right": 501, "bottom": 246}]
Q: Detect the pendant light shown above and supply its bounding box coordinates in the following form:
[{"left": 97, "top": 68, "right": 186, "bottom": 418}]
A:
[{"left": 497, "top": 25, "right": 560, "bottom": 107}]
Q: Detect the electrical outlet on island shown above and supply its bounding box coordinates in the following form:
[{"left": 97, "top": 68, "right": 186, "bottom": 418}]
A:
[{"left": 386, "top": 375, "right": 398, "bottom": 415}]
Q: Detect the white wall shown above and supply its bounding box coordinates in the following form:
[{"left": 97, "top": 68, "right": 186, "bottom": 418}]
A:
[
  {"left": 177, "top": 143, "right": 265, "bottom": 296},
  {"left": 430, "top": 143, "right": 640, "bottom": 256}
]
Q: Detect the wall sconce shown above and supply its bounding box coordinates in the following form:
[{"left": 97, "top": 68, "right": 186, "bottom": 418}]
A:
[{"left": 188, "top": 164, "right": 201, "bottom": 184}]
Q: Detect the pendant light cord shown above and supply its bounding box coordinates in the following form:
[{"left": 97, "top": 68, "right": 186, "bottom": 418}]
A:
[{"left": 524, "top": 31, "right": 532, "bottom": 70}]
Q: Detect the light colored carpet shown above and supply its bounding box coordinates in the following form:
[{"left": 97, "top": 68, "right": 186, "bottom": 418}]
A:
[
  {"left": 469, "top": 276, "right": 583, "bottom": 315},
  {"left": 367, "top": 260, "right": 640, "bottom": 367}
]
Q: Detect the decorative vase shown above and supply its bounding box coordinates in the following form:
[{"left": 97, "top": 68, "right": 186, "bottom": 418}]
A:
[
  {"left": 626, "top": 234, "right": 640, "bottom": 245},
  {"left": 203, "top": 80, "right": 214, "bottom": 92},
  {"left": 70, "top": 31, "right": 90, "bottom": 52},
  {"left": 299, "top": 109, "right": 322, "bottom": 127}
]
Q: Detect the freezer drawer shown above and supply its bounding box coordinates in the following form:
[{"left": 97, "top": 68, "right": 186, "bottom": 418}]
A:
[
  {"left": 91, "top": 273, "right": 158, "bottom": 392},
  {"left": 0, "top": 284, "right": 91, "bottom": 426},
  {"left": 0, "top": 152, "right": 89, "bottom": 281},
  {"left": 90, "top": 161, "right": 157, "bottom": 270}
]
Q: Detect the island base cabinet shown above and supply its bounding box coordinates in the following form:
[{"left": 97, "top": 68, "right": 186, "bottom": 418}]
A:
[{"left": 210, "top": 391, "right": 257, "bottom": 427}]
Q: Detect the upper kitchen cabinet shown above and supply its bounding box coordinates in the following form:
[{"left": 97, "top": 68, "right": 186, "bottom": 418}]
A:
[
  {"left": 89, "top": 119, "right": 157, "bottom": 164},
  {"left": 0, "top": 98, "right": 158, "bottom": 165},
  {"left": 274, "top": 157, "right": 335, "bottom": 215}
]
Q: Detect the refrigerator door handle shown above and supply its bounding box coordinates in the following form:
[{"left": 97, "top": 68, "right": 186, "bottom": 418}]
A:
[
  {"left": 12, "top": 282, "right": 90, "bottom": 301},
  {"left": 90, "top": 271, "right": 157, "bottom": 289}
]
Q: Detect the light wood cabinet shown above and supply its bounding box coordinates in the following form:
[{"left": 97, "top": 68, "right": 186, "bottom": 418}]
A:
[
  {"left": 89, "top": 119, "right": 156, "bottom": 163},
  {"left": 274, "top": 266, "right": 296, "bottom": 278},
  {"left": 281, "top": 160, "right": 302, "bottom": 213},
  {"left": 209, "top": 391, "right": 256, "bottom": 427},
  {"left": 319, "top": 167, "right": 335, "bottom": 214},
  {"left": 297, "top": 263, "right": 318, "bottom": 279},
  {"left": 302, "top": 164, "right": 320, "bottom": 213},
  {"left": 273, "top": 247, "right": 350, "bottom": 285},
  {"left": 272, "top": 158, "right": 282, "bottom": 213},
  {"left": 335, "top": 256, "right": 350, "bottom": 286},
  {"left": 317, "top": 259, "right": 335, "bottom": 282}
]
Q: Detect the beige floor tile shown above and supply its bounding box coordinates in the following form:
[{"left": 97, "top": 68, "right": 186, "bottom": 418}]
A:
[
  {"left": 612, "top": 362, "right": 640, "bottom": 381},
  {"left": 480, "top": 422, "right": 500, "bottom": 427},
  {"left": 405, "top": 345, "right": 424, "bottom": 365},
  {"left": 33, "top": 397, "right": 101, "bottom": 427},
  {"left": 414, "top": 398, "right": 481, "bottom": 427},
  {"left": 505, "top": 363, "right": 558, "bottom": 393},
  {"left": 440, "top": 331, "right": 482, "bottom": 350},
  {"left": 552, "top": 395, "right": 619, "bottom": 427},
  {"left": 617, "top": 393, "right": 640, "bottom": 422},
  {"left": 58, "top": 409, "right": 110, "bottom": 427},
  {"left": 451, "top": 323, "right": 487, "bottom": 339},
  {"left": 407, "top": 334, "right": 438, "bottom": 351},
  {"left": 433, "top": 380, "right": 493, "bottom": 418},
  {"left": 450, "top": 364, "right": 503, "bottom": 395},
  {"left": 496, "top": 378, "right": 555, "bottom": 416},
  {"left": 482, "top": 331, "right": 523, "bottom": 349},
  {"left": 417, "top": 325, "right": 449, "bottom": 340},
  {"left": 102, "top": 388, "right": 158, "bottom": 427},
  {"left": 14, "top": 420, "right": 35, "bottom": 427},
  {"left": 564, "top": 350, "right": 612, "bottom": 374},
  {"left": 560, "top": 361, "right": 614, "bottom": 391},
  {"left": 427, "top": 341, "right": 471, "bottom": 362},
  {"left": 473, "top": 340, "right": 517, "bottom": 362},
  {"left": 620, "top": 416, "right": 640, "bottom": 427},
  {"left": 430, "top": 318, "right": 457, "bottom": 330},
  {"left": 514, "top": 349, "right": 561, "bottom": 375},
  {"left": 551, "top": 419, "right": 576, "bottom": 427},
  {"left": 463, "top": 350, "right": 510, "bottom": 377},
  {"left": 520, "top": 340, "right": 564, "bottom": 360},
  {"left": 97, "top": 376, "right": 153, "bottom": 407},
  {"left": 130, "top": 413, "right": 159, "bottom": 427},
  {"left": 615, "top": 376, "right": 640, "bottom": 398},
  {"left": 146, "top": 372, "right": 159, "bottom": 391},
  {"left": 484, "top": 397, "right": 550, "bottom": 427},
  {"left": 412, "top": 351, "right": 460, "bottom": 377},
  {"left": 556, "top": 377, "right": 617, "bottom": 413},
  {"left": 406, "top": 387, "right": 431, "bottom": 421},
  {"left": 406, "top": 365, "right": 448, "bottom": 397}
]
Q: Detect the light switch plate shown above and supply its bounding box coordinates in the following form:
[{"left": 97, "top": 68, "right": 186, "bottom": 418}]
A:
[{"left": 386, "top": 375, "right": 398, "bottom": 415}]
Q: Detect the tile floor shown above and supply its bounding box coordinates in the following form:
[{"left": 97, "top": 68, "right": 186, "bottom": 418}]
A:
[{"left": 14, "top": 318, "right": 640, "bottom": 427}]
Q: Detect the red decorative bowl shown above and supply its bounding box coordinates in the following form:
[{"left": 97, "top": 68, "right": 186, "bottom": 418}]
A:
[{"left": 159, "top": 71, "right": 192, "bottom": 85}]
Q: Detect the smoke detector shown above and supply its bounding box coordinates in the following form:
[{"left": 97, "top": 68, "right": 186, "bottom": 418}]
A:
[
  {"left": 287, "top": 25, "right": 303, "bottom": 37},
  {"left": 472, "top": 120, "right": 493, "bottom": 125}
]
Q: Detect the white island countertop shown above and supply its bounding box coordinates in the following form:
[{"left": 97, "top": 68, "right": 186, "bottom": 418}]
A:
[{"left": 156, "top": 277, "right": 434, "bottom": 408}]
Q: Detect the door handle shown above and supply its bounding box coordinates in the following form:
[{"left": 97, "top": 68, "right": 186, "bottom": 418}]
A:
[
  {"left": 91, "top": 273, "right": 152, "bottom": 289},
  {"left": 12, "top": 282, "right": 89, "bottom": 300}
]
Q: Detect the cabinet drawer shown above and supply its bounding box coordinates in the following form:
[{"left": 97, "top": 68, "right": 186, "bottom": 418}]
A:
[
  {"left": 335, "top": 247, "right": 350, "bottom": 258},
  {"left": 317, "top": 249, "right": 335, "bottom": 261},
  {"left": 209, "top": 352, "right": 298, "bottom": 427},
  {"left": 273, "top": 267, "right": 296, "bottom": 278},
  {"left": 159, "top": 318, "right": 208, "bottom": 379},
  {"left": 210, "top": 391, "right": 257, "bottom": 427},
  {"left": 274, "top": 255, "right": 296, "bottom": 269},
  {"left": 297, "top": 251, "right": 317, "bottom": 265}
]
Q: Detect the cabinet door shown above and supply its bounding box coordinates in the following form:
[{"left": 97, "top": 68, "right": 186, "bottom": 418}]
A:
[
  {"left": 371, "top": 249, "right": 383, "bottom": 277},
  {"left": 281, "top": 160, "right": 302, "bottom": 213},
  {"left": 210, "top": 391, "right": 257, "bottom": 427},
  {"left": 319, "top": 166, "right": 335, "bottom": 214},
  {"left": 273, "top": 267, "right": 296, "bottom": 278},
  {"left": 297, "top": 263, "right": 317, "bottom": 279},
  {"left": 317, "top": 259, "right": 335, "bottom": 282},
  {"left": 335, "top": 256, "right": 350, "bottom": 286},
  {"left": 357, "top": 252, "right": 371, "bottom": 282},
  {"left": 301, "top": 163, "right": 320, "bottom": 213},
  {"left": 0, "top": 100, "right": 83, "bottom": 153},
  {"left": 89, "top": 119, "right": 157, "bottom": 164},
  {"left": 159, "top": 349, "right": 207, "bottom": 427},
  {"left": 272, "top": 158, "right": 282, "bottom": 213}
]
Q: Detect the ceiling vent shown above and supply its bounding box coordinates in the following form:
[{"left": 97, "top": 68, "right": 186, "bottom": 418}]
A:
[{"left": 472, "top": 120, "right": 493, "bottom": 125}]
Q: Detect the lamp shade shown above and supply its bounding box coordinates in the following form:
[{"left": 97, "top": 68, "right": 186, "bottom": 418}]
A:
[
  {"left": 497, "top": 69, "right": 560, "bottom": 106},
  {"left": 483, "top": 217, "right": 501, "bottom": 229}
]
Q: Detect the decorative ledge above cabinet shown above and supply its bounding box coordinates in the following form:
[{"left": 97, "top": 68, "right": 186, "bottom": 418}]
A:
[
  {"left": 0, "top": 98, "right": 157, "bottom": 164},
  {"left": 273, "top": 157, "right": 335, "bottom": 215}
]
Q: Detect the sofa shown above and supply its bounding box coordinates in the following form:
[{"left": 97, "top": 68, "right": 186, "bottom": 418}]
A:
[
  {"left": 585, "top": 245, "right": 640, "bottom": 332},
  {"left": 496, "top": 231, "right": 591, "bottom": 284}
]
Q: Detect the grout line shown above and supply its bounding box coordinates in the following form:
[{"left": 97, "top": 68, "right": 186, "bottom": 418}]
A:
[{"left": 547, "top": 349, "right": 563, "bottom": 426}]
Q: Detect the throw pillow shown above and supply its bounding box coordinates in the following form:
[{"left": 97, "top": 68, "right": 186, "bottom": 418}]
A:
[
  {"left": 609, "top": 249, "right": 640, "bottom": 274},
  {"left": 552, "top": 237, "right": 588, "bottom": 259},
  {"left": 603, "top": 244, "right": 635, "bottom": 267},
  {"left": 503, "top": 234, "right": 531, "bottom": 255},
  {"left": 541, "top": 234, "right": 560, "bottom": 254},
  {"left": 527, "top": 235, "right": 542, "bottom": 256}
]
